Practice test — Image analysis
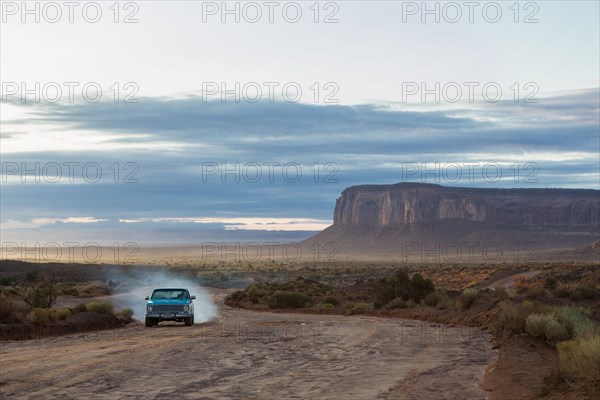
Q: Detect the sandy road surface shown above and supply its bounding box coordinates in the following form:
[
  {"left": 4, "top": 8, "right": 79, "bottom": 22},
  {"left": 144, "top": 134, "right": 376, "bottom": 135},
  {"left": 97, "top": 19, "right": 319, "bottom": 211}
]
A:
[{"left": 0, "top": 289, "right": 494, "bottom": 400}]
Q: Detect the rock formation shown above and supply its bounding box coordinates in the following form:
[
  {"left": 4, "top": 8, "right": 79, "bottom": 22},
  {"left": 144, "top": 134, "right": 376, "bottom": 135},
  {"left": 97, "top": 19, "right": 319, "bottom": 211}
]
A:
[
  {"left": 333, "top": 183, "right": 599, "bottom": 229},
  {"left": 304, "top": 183, "right": 600, "bottom": 260}
]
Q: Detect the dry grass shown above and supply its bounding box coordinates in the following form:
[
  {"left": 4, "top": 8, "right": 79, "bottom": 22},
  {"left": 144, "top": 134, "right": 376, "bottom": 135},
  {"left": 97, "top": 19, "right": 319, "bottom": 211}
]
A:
[{"left": 557, "top": 335, "right": 600, "bottom": 393}]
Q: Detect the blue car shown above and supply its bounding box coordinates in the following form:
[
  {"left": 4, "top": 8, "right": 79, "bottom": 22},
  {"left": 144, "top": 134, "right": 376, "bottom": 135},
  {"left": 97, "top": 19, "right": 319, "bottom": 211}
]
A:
[{"left": 144, "top": 288, "right": 196, "bottom": 327}]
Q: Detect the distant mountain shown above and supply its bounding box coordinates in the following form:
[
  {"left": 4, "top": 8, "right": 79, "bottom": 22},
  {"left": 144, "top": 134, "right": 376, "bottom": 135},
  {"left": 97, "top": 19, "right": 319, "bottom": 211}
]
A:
[{"left": 303, "top": 183, "right": 600, "bottom": 261}]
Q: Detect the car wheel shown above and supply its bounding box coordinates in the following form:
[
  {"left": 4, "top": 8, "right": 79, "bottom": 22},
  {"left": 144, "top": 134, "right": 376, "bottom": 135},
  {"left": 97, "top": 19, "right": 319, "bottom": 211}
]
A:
[
  {"left": 145, "top": 317, "right": 153, "bottom": 327},
  {"left": 184, "top": 316, "right": 192, "bottom": 326}
]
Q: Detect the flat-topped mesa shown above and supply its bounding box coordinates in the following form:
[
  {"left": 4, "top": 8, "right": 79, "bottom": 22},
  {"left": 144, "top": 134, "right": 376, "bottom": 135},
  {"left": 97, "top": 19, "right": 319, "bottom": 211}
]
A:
[{"left": 333, "top": 183, "right": 600, "bottom": 230}]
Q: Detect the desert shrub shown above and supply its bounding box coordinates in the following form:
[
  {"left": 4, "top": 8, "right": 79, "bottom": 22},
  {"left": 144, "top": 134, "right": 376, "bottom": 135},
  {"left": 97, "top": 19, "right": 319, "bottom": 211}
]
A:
[
  {"left": 25, "top": 270, "right": 40, "bottom": 283},
  {"left": 423, "top": 291, "right": 442, "bottom": 306},
  {"left": 497, "top": 302, "right": 526, "bottom": 333},
  {"left": 538, "top": 369, "right": 569, "bottom": 397},
  {"left": 51, "top": 308, "right": 72, "bottom": 321},
  {"left": 526, "top": 286, "right": 547, "bottom": 298},
  {"left": 118, "top": 308, "right": 134, "bottom": 319},
  {"left": 27, "top": 308, "right": 51, "bottom": 324},
  {"left": 346, "top": 302, "right": 374, "bottom": 315},
  {"left": 1, "top": 286, "right": 19, "bottom": 296},
  {"left": 0, "top": 295, "right": 21, "bottom": 323},
  {"left": 377, "top": 268, "right": 434, "bottom": 305},
  {"left": 317, "top": 303, "right": 334, "bottom": 311},
  {"left": 515, "top": 276, "right": 539, "bottom": 294},
  {"left": 422, "top": 289, "right": 453, "bottom": 308},
  {"left": 544, "top": 275, "right": 558, "bottom": 290},
  {"left": 553, "top": 307, "right": 592, "bottom": 338},
  {"left": 570, "top": 284, "right": 599, "bottom": 300},
  {"left": 525, "top": 313, "right": 569, "bottom": 344},
  {"left": 552, "top": 285, "right": 571, "bottom": 298},
  {"left": 557, "top": 335, "right": 600, "bottom": 392},
  {"left": 78, "top": 284, "right": 93, "bottom": 294},
  {"left": 86, "top": 301, "right": 114, "bottom": 315},
  {"left": 227, "top": 291, "right": 244, "bottom": 303},
  {"left": 459, "top": 288, "right": 478, "bottom": 310},
  {"left": 0, "top": 275, "right": 12, "bottom": 286},
  {"left": 515, "top": 276, "right": 548, "bottom": 297},
  {"left": 23, "top": 272, "right": 59, "bottom": 309},
  {"left": 436, "top": 297, "right": 455, "bottom": 310},
  {"left": 386, "top": 297, "right": 408, "bottom": 309},
  {"left": 496, "top": 300, "right": 549, "bottom": 334},
  {"left": 410, "top": 273, "right": 435, "bottom": 302},
  {"left": 61, "top": 286, "right": 79, "bottom": 296},
  {"left": 269, "top": 291, "right": 312, "bottom": 309},
  {"left": 323, "top": 296, "right": 339, "bottom": 306},
  {"left": 247, "top": 284, "right": 268, "bottom": 303},
  {"left": 493, "top": 286, "right": 509, "bottom": 300},
  {"left": 72, "top": 303, "right": 87, "bottom": 313},
  {"left": 378, "top": 268, "right": 411, "bottom": 304}
]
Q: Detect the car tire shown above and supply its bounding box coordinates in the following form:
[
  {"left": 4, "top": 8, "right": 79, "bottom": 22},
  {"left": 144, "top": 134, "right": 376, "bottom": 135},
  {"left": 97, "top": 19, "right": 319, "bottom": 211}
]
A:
[
  {"left": 145, "top": 317, "right": 153, "bottom": 327},
  {"left": 185, "top": 316, "right": 192, "bottom": 326}
]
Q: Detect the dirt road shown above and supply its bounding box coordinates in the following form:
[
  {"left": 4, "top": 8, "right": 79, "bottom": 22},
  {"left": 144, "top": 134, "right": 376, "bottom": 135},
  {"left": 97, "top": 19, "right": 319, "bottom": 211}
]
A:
[
  {"left": 0, "top": 289, "right": 495, "bottom": 400},
  {"left": 484, "top": 270, "right": 542, "bottom": 290}
]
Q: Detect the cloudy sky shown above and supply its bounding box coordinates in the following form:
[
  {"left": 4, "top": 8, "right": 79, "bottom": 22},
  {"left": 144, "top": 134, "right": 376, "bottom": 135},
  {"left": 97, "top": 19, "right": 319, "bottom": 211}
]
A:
[{"left": 1, "top": 1, "right": 599, "bottom": 245}]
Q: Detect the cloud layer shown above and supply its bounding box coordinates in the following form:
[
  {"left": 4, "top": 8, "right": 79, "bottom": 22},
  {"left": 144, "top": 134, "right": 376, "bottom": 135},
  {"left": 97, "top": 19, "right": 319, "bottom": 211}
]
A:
[{"left": 1, "top": 89, "right": 599, "bottom": 243}]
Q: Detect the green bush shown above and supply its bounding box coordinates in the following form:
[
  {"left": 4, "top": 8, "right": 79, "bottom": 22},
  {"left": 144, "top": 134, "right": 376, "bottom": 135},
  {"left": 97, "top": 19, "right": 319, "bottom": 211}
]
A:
[
  {"left": 557, "top": 335, "right": 600, "bottom": 393},
  {"left": 0, "top": 295, "right": 20, "bottom": 323},
  {"left": 386, "top": 297, "right": 409, "bottom": 309},
  {"left": 23, "top": 272, "right": 59, "bottom": 308},
  {"left": 72, "top": 303, "right": 87, "bottom": 313},
  {"left": 493, "top": 286, "right": 509, "bottom": 300},
  {"left": 86, "top": 301, "right": 114, "bottom": 315},
  {"left": 323, "top": 296, "right": 339, "bottom": 306},
  {"left": 525, "top": 313, "right": 569, "bottom": 344},
  {"left": 61, "top": 286, "right": 79, "bottom": 296},
  {"left": 423, "top": 289, "right": 453, "bottom": 308},
  {"left": 496, "top": 300, "right": 549, "bottom": 335},
  {"left": 377, "top": 268, "right": 434, "bottom": 305},
  {"left": 247, "top": 284, "right": 268, "bottom": 303},
  {"left": 405, "top": 299, "right": 417, "bottom": 308},
  {"left": 52, "top": 308, "right": 71, "bottom": 320},
  {"left": 552, "top": 286, "right": 571, "bottom": 298},
  {"left": 497, "top": 302, "right": 526, "bottom": 333},
  {"left": 544, "top": 275, "right": 558, "bottom": 290},
  {"left": 27, "top": 308, "right": 51, "bottom": 324},
  {"left": 317, "top": 303, "right": 334, "bottom": 311},
  {"left": 459, "top": 288, "right": 478, "bottom": 310},
  {"left": 436, "top": 297, "right": 455, "bottom": 310},
  {"left": 410, "top": 273, "right": 435, "bottom": 302},
  {"left": 556, "top": 306, "right": 599, "bottom": 339},
  {"left": 269, "top": 291, "right": 312, "bottom": 309},
  {"left": 346, "top": 302, "right": 374, "bottom": 315},
  {"left": 0, "top": 275, "right": 12, "bottom": 286},
  {"left": 0, "top": 286, "right": 19, "bottom": 296},
  {"left": 570, "top": 285, "right": 599, "bottom": 300},
  {"left": 423, "top": 291, "right": 442, "bottom": 306}
]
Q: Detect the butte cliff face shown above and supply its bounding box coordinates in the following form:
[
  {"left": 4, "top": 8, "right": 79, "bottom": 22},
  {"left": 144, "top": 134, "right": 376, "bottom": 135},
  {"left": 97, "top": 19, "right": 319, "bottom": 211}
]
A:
[
  {"left": 333, "top": 183, "right": 599, "bottom": 229},
  {"left": 305, "top": 183, "right": 600, "bottom": 258}
]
